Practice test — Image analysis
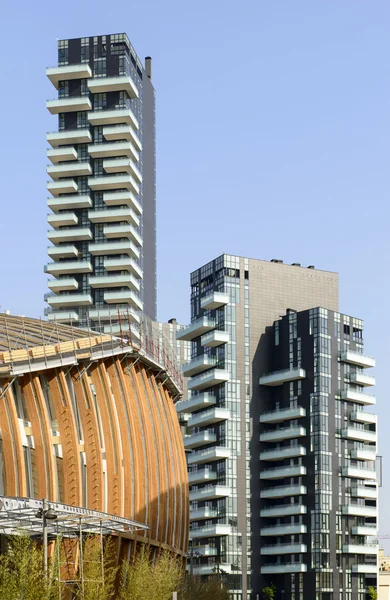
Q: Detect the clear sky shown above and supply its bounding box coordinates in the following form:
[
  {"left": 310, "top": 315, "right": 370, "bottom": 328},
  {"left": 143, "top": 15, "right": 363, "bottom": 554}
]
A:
[{"left": 1, "top": 0, "right": 389, "bottom": 541}]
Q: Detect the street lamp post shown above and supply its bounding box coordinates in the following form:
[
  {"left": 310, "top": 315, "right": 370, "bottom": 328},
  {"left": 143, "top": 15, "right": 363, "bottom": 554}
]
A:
[{"left": 35, "top": 498, "right": 57, "bottom": 577}]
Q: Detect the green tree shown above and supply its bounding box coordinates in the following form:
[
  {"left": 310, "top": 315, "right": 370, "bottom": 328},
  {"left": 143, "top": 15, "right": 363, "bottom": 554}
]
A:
[
  {"left": 74, "top": 535, "right": 118, "bottom": 600},
  {"left": 120, "top": 544, "right": 182, "bottom": 600},
  {"left": 179, "top": 573, "right": 230, "bottom": 600},
  {"left": 367, "top": 586, "right": 378, "bottom": 600},
  {"left": 0, "top": 533, "right": 64, "bottom": 600},
  {"left": 262, "top": 583, "right": 277, "bottom": 600}
]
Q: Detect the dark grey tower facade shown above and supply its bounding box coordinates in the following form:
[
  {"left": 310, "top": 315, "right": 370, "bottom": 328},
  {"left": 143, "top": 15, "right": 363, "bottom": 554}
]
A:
[
  {"left": 259, "top": 308, "right": 377, "bottom": 600},
  {"left": 45, "top": 33, "right": 156, "bottom": 331}
]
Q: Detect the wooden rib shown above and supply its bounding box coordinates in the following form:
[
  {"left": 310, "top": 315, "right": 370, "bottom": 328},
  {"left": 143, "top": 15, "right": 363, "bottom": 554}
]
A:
[
  {"left": 21, "top": 375, "right": 56, "bottom": 500},
  {"left": 105, "top": 359, "right": 134, "bottom": 520},
  {"left": 131, "top": 364, "right": 158, "bottom": 540},
  {"left": 0, "top": 381, "right": 18, "bottom": 495},
  {"left": 3, "top": 385, "right": 27, "bottom": 496},
  {"left": 71, "top": 369, "right": 103, "bottom": 511},
  {"left": 143, "top": 370, "right": 167, "bottom": 544},
  {"left": 150, "top": 375, "right": 175, "bottom": 547},
  {"left": 120, "top": 360, "right": 148, "bottom": 527},
  {"left": 89, "top": 363, "right": 123, "bottom": 515},
  {"left": 47, "top": 370, "right": 82, "bottom": 506}
]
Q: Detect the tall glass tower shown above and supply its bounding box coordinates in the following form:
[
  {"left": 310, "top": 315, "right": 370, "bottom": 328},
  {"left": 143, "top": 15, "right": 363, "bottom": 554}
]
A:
[
  {"left": 45, "top": 34, "right": 156, "bottom": 332},
  {"left": 176, "top": 254, "right": 379, "bottom": 599}
]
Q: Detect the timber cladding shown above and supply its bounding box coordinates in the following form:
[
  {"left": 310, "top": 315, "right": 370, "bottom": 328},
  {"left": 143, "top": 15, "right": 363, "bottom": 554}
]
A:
[{"left": 0, "top": 355, "right": 189, "bottom": 555}]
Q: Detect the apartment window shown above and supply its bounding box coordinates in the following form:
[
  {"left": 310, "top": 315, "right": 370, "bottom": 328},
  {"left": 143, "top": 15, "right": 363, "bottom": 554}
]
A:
[
  {"left": 81, "top": 79, "right": 89, "bottom": 96},
  {"left": 94, "top": 58, "right": 106, "bottom": 77},
  {"left": 77, "top": 112, "right": 88, "bottom": 129},
  {"left": 58, "top": 114, "right": 65, "bottom": 131},
  {"left": 94, "top": 93, "right": 107, "bottom": 111},
  {"left": 58, "top": 81, "right": 69, "bottom": 98},
  {"left": 94, "top": 126, "right": 103, "bottom": 143}
]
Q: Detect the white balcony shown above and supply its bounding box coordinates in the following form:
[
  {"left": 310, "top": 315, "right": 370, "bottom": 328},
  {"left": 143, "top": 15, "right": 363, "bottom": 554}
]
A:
[
  {"left": 191, "top": 545, "right": 218, "bottom": 556},
  {"left": 47, "top": 213, "right": 78, "bottom": 228},
  {"left": 200, "top": 292, "right": 229, "bottom": 310},
  {"left": 342, "top": 504, "right": 377, "bottom": 518},
  {"left": 342, "top": 427, "right": 377, "bottom": 444},
  {"left": 188, "top": 408, "right": 230, "bottom": 429},
  {"left": 89, "top": 274, "right": 139, "bottom": 291},
  {"left": 351, "top": 411, "right": 377, "bottom": 425},
  {"left": 104, "top": 290, "right": 143, "bottom": 310},
  {"left": 47, "top": 245, "right": 79, "bottom": 260},
  {"left": 46, "top": 261, "right": 92, "bottom": 275},
  {"left": 260, "top": 426, "right": 306, "bottom": 443},
  {"left": 189, "top": 508, "right": 218, "bottom": 521},
  {"left": 88, "top": 141, "right": 139, "bottom": 161},
  {"left": 88, "top": 108, "right": 139, "bottom": 129},
  {"left": 190, "top": 525, "right": 232, "bottom": 539},
  {"left": 352, "top": 525, "right": 378, "bottom": 536},
  {"left": 260, "top": 485, "right": 307, "bottom": 499},
  {"left": 261, "top": 544, "right": 307, "bottom": 556},
  {"left": 103, "top": 158, "right": 142, "bottom": 182},
  {"left": 47, "top": 228, "right": 92, "bottom": 244},
  {"left": 103, "top": 258, "right": 142, "bottom": 278},
  {"left": 188, "top": 469, "right": 217, "bottom": 485},
  {"left": 341, "top": 389, "right": 376, "bottom": 406},
  {"left": 261, "top": 524, "right": 307, "bottom": 537},
  {"left": 176, "top": 393, "right": 216, "bottom": 414},
  {"left": 261, "top": 564, "right": 307, "bottom": 575},
  {"left": 88, "top": 75, "right": 138, "bottom": 98},
  {"left": 351, "top": 448, "right": 377, "bottom": 461},
  {"left": 103, "top": 224, "right": 142, "bottom": 246},
  {"left": 342, "top": 466, "right": 377, "bottom": 480},
  {"left": 260, "top": 504, "right": 307, "bottom": 518},
  {"left": 47, "top": 97, "right": 92, "bottom": 114},
  {"left": 88, "top": 207, "right": 139, "bottom": 227},
  {"left": 103, "top": 124, "right": 142, "bottom": 150},
  {"left": 88, "top": 307, "right": 140, "bottom": 324},
  {"left": 260, "top": 465, "right": 307, "bottom": 480},
  {"left": 341, "top": 350, "right": 376, "bottom": 369},
  {"left": 176, "top": 317, "right": 216, "bottom": 341},
  {"left": 47, "top": 179, "right": 78, "bottom": 196},
  {"left": 103, "top": 191, "right": 142, "bottom": 214},
  {"left": 48, "top": 278, "right": 78, "bottom": 293},
  {"left": 47, "top": 129, "right": 92, "bottom": 147},
  {"left": 188, "top": 369, "right": 230, "bottom": 391},
  {"left": 184, "top": 431, "right": 217, "bottom": 449},
  {"left": 259, "top": 368, "right": 306, "bottom": 387},
  {"left": 260, "top": 407, "right": 306, "bottom": 424},
  {"left": 47, "top": 311, "right": 79, "bottom": 323},
  {"left": 88, "top": 175, "right": 139, "bottom": 194},
  {"left": 46, "top": 64, "right": 92, "bottom": 88},
  {"left": 260, "top": 445, "right": 306, "bottom": 462},
  {"left": 187, "top": 446, "right": 230, "bottom": 466},
  {"left": 47, "top": 162, "right": 91, "bottom": 179},
  {"left": 350, "top": 372, "right": 376, "bottom": 387},
  {"left": 47, "top": 294, "right": 93, "bottom": 307},
  {"left": 183, "top": 355, "right": 217, "bottom": 377},
  {"left": 352, "top": 564, "right": 377, "bottom": 574},
  {"left": 191, "top": 564, "right": 233, "bottom": 576},
  {"left": 89, "top": 241, "right": 140, "bottom": 259},
  {"left": 345, "top": 543, "right": 377, "bottom": 554},
  {"left": 189, "top": 485, "right": 231, "bottom": 502},
  {"left": 201, "top": 330, "right": 230, "bottom": 347},
  {"left": 102, "top": 323, "right": 140, "bottom": 339},
  {"left": 47, "top": 195, "right": 92, "bottom": 213},
  {"left": 351, "top": 485, "right": 378, "bottom": 499},
  {"left": 47, "top": 147, "right": 78, "bottom": 164}
]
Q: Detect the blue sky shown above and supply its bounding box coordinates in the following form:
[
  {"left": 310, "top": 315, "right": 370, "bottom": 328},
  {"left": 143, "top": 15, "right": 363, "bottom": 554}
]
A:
[{"left": 1, "top": 1, "right": 389, "bottom": 541}]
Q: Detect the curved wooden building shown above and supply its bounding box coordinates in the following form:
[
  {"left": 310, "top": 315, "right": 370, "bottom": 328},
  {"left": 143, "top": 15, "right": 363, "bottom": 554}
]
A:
[{"left": 0, "top": 313, "right": 189, "bottom": 555}]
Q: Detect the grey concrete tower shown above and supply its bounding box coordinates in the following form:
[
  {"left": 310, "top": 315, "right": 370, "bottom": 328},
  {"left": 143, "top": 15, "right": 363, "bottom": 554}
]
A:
[{"left": 45, "top": 33, "right": 156, "bottom": 332}]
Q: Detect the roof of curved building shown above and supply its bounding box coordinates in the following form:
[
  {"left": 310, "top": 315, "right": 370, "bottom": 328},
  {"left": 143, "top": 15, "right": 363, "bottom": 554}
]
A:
[
  {"left": 0, "top": 313, "right": 183, "bottom": 397},
  {"left": 0, "top": 313, "right": 91, "bottom": 351}
]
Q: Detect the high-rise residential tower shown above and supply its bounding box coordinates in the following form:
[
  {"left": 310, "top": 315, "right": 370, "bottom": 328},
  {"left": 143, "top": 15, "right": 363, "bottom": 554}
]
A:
[
  {"left": 176, "top": 254, "right": 378, "bottom": 600},
  {"left": 45, "top": 34, "right": 156, "bottom": 331}
]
